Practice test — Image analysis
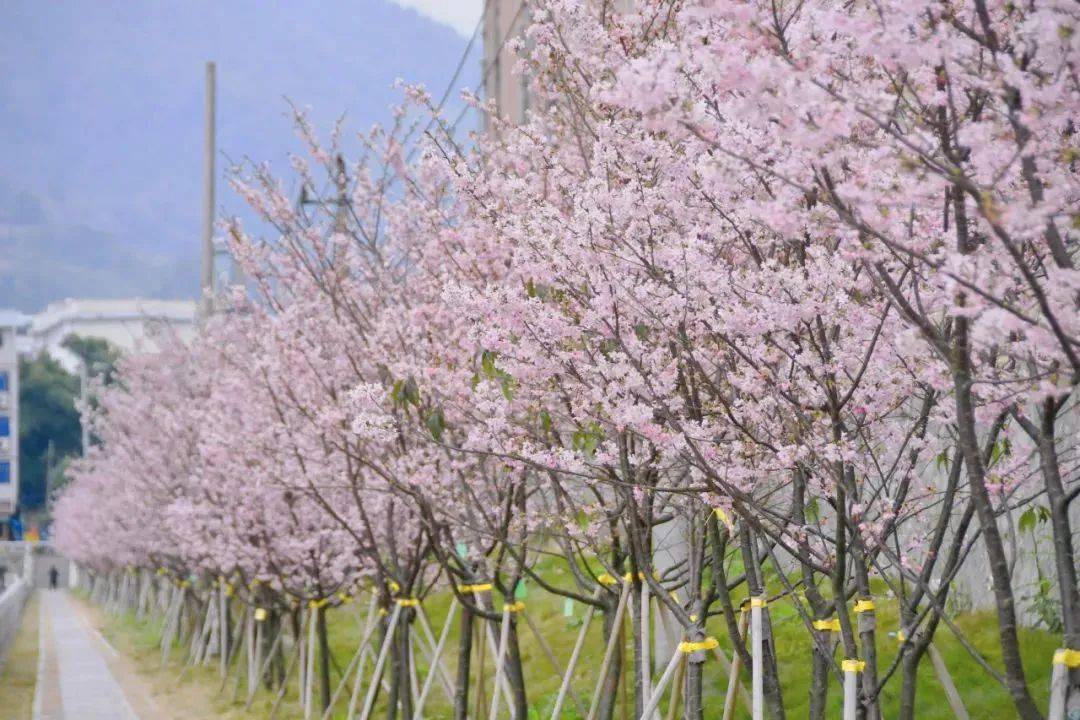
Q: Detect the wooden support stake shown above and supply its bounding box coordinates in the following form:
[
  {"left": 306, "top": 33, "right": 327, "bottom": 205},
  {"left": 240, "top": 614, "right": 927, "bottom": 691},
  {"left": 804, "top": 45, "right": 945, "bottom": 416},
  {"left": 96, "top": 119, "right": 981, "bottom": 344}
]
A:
[
  {"left": 639, "top": 648, "right": 681, "bottom": 719},
  {"left": 722, "top": 608, "right": 750, "bottom": 720},
  {"left": 549, "top": 589, "right": 599, "bottom": 720},
  {"left": 358, "top": 603, "right": 403, "bottom": 720},
  {"left": 927, "top": 644, "right": 971, "bottom": 720},
  {"left": 586, "top": 581, "right": 631, "bottom": 720},
  {"left": 487, "top": 605, "right": 512, "bottom": 720},
  {"left": 412, "top": 598, "right": 458, "bottom": 719}
]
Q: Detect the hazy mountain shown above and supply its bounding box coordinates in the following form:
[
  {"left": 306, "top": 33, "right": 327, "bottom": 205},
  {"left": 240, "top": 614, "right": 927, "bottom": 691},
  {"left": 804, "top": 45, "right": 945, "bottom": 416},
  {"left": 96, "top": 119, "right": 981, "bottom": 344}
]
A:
[{"left": 0, "top": 0, "right": 477, "bottom": 312}]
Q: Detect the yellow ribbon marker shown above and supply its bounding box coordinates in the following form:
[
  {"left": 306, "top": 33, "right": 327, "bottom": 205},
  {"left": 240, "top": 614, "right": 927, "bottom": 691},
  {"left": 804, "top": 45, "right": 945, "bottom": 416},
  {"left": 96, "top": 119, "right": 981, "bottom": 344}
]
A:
[
  {"left": 396, "top": 598, "right": 420, "bottom": 608},
  {"left": 678, "top": 637, "right": 719, "bottom": 654},
  {"left": 713, "top": 507, "right": 735, "bottom": 533},
  {"left": 853, "top": 599, "right": 875, "bottom": 613},
  {"left": 388, "top": 580, "right": 401, "bottom": 593},
  {"left": 813, "top": 618, "right": 842, "bottom": 632},
  {"left": 254, "top": 608, "right": 268, "bottom": 622},
  {"left": 623, "top": 572, "right": 646, "bottom": 583},
  {"left": 841, "top": 659, "right": 866, "bottom": 673},
  {"left": 503, "top": 601, "right": 526, "bottom": 613},
  {"left": 1053, "top": 648, "right": 1080, "bottom": 667},
  {"left": 896, "top": 630, "right": 907, "bottom": 643},
  {"left": 458, "top": 583, "right": 494, "bottom": 593},
  {"left": 308, "top": 598, "right": 329, "bottom": 610},
  {"left": 596, "top": 573, "right": 618, "bottom": 587},
  {"left": 749, "top": 596, "right": 767, "bottom": 609}
]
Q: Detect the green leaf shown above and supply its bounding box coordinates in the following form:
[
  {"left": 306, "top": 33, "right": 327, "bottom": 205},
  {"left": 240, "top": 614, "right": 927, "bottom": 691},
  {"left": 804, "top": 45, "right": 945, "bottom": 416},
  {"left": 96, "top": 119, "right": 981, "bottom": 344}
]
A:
[
  {"left": 481, "top": 350, "right": 497, "bottom": 378},
  {"left": 425, "top": 407, "right": 446, "bottom": 442},
  {"left": 500, "top": 376, "right": 516, "bottom": 401},
  {"left": 1019, "top": 508, "right": 1036, "bottom": 534},
  {"left": 390, "top": 379, "right": 405, "bottom": 406},
  {"left": 990, "top": 437, "right": 1011, "bottom": 467},
  {"left": 403, "top": 376, "right": 420, "bottom": 406}
]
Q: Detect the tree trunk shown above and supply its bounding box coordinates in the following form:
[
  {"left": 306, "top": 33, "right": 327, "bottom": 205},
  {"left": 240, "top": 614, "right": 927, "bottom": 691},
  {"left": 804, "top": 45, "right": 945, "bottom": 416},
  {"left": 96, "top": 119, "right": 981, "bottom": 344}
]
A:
[
  {"left": 453, "top": 605, "right": 473, "bottom": 720},
  {"left": 953, "top": 365, "right": 1041, "bottom": 720},
  {"left": 317, "top": 606, "right": 331, "bottom": 712}
]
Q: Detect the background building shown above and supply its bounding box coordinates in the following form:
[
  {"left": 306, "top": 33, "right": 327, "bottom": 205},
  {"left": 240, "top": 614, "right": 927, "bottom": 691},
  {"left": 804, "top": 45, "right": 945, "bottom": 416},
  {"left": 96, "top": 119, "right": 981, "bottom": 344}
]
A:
[
  {"left": 0, "top": 311, "right": 29, "bottom": 537},
  {"left": 483, "top": 0, "right": 530, "bottom": 127},
  {"left": 26, "top": 298, "right": 197, "bottom": 374},
  {"left": 482, "top": 1, "right": 635, "bottom": 127}
]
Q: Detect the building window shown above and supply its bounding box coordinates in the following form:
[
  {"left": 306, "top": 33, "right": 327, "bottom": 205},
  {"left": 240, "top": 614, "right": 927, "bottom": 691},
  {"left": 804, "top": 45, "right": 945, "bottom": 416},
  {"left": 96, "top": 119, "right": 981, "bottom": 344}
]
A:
[
  {"left": 0, "top": 371, "right": 7, "bottom": 391},
  {"left": 0, "top": 417, "right": 8, "bottom": 437},
  {"left": 0, "top": 462, "right": 10, "bottom": 484}
]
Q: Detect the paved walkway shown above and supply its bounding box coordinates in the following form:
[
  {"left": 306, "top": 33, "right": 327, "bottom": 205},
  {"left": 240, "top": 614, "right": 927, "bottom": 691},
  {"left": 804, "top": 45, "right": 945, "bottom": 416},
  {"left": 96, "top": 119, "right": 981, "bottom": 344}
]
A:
[{"left": 33, "top": 591, "right": 141, "bottom": 720}]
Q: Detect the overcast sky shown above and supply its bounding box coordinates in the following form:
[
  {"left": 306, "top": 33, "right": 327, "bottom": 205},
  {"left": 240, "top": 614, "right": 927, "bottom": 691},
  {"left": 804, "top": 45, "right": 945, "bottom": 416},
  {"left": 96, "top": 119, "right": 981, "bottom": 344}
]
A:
[
  {"left": 392, "top": 0, "right": 483, "bottom": 36},
  {"left": 0, "top": 1, "right": 483, "bottom": 312}
]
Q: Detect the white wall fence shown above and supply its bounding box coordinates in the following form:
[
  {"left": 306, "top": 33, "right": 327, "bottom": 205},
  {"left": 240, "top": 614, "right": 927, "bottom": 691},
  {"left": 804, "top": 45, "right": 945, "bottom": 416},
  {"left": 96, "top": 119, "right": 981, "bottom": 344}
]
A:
[{"left": 0, "top": 542, "right": 34, "bottom": 668}]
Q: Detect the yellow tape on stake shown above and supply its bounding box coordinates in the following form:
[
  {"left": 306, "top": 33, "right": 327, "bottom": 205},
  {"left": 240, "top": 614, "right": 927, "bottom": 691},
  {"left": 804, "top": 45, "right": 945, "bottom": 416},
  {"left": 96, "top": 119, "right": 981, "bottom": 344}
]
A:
[
  {"left": 596, "top": 574, "right": 618, "bottom": 586},
  {"left": 813, "top": 618, "right": 841, "bottom": 632},
  {"left": 458, "top": 583, "right": 493, "bottom": 593},
  {"left": 396, "top": 598, "right": 420, "bottom": 607},
  {"left": 853, "top": 599, "right": 875, "bottom": 613},
  {"left": 254, "top": 608, "right": 268, "bottom": 622},
  {"left": 309, "top": 598, "right": 329, "bottom": 610},
  {"left": 1053, "top": 648, "right": 1080, "bottom": 667},
  {"left": 678, "top": 637, "right": 719, "bottom": 653},
  {"left": 750, "top": 596, "right": 767, "bottom": 609},
  {"left": 503, "top": 601, "right": 526, "bottom": 613},
  {"left": 842, "top": 659, "right": 866, "bottom": 673},
  {"left": 713, "top": 507, "right": 735, "bottom": 532}
]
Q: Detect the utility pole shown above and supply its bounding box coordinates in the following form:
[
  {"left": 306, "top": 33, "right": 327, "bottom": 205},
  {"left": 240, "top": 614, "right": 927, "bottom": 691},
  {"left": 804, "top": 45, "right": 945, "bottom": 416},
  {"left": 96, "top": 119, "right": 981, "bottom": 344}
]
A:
[
  {"left": 45, "top": 439, "right": 55, "bottom": 511},
  {"left": 79, "top": 361, "right": 89, "bottom": 454},
  {"left": 200, "top": 61, "right": 216, "bottom": 317}
]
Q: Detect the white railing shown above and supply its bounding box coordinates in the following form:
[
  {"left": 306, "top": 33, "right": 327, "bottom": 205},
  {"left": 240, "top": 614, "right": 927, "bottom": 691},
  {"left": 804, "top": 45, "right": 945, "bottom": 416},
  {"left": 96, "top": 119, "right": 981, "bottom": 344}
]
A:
[{"left": 0, "top": 575, "right": 31, "bottom": 666}]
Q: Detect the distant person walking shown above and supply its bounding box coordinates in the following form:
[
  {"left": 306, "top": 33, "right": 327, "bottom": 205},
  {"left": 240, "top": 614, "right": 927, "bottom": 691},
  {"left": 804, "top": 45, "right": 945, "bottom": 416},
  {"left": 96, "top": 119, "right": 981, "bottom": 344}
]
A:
[{"left": 49, "top": 565, "right": 59, "bottom": 590}]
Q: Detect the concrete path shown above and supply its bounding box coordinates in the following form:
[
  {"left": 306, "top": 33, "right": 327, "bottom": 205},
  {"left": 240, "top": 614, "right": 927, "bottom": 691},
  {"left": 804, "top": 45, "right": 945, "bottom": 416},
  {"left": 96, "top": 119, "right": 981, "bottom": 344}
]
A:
[{"left": 33, "top": 591, "right": 141, "bottom": 720}]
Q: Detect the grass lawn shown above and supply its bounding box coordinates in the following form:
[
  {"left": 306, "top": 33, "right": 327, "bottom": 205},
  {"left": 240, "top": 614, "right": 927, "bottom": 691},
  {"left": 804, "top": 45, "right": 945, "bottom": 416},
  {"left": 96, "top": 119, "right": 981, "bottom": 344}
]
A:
[
  {"left": 88, "top": 572, "right": 1058, "bottom": 720},
  {"left": 0, "top": 591, "right": 40, "bottom": 720}
]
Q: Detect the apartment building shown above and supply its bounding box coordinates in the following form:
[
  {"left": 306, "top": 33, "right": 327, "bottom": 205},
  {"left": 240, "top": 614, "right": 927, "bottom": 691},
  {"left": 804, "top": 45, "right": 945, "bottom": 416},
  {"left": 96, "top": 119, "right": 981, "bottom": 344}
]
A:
[{"left": 0, "top": 311, "right": 29, "bottom": 537}]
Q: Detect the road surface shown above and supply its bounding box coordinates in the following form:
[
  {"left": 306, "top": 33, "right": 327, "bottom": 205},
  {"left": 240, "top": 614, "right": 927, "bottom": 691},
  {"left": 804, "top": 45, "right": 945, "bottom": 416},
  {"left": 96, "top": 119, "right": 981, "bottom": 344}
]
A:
[{"left": 32, "top": 591, "right": 141, "bottom": 720}]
